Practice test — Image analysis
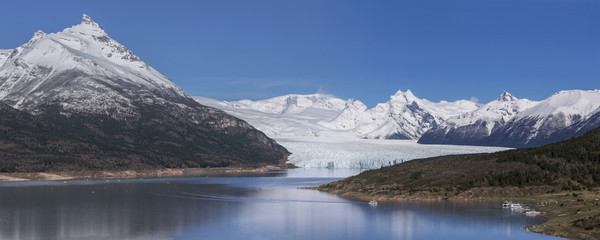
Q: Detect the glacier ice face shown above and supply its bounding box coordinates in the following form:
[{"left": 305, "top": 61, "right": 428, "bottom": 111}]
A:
[{"left": 278, "top": 138, "right": 508, "bottom": 169}]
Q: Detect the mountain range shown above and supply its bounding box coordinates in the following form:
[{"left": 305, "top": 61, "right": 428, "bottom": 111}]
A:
[
  {"left": 0, "top": 14, "right": 597, "bottom": 174},
  {"left": 195, "top": 89, "right": 600, "bottom": 148},
  {"left": 0, "top": 15, "right": 288, "bottom": 172}
]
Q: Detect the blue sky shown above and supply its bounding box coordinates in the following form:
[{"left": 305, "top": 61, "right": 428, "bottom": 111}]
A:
[{"left": 0, "top": 0, "right": 598, "bottom": 107}]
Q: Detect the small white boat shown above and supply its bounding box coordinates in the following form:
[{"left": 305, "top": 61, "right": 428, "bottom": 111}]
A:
[
  {"left": 510, "top": 203, "right": 524, "bottom": 212},
  {"left": 502, "top": 201, "right": 511, "bottom": 208},
  {"left": 369, "top": 200, "right": 378, "bottom": 207},
  {"left": 525, "top": 210, "right": 541, "bottom": 217},
  {"left": 511, "top": 203, "right": 522, "bottom": 209}
]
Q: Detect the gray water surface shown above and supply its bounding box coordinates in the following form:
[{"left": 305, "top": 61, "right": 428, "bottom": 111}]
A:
[{"left": 0, "top": 169, "right": 561, "bottom": 240}]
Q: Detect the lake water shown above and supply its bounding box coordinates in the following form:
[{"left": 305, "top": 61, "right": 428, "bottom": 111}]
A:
[{"left": 0, "top": 169, "right": 561, "bottom": 240}]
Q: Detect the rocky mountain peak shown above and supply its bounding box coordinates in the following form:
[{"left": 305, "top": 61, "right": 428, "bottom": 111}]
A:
[
  {"left": 81, "top": 14, "right": 95, "bottom": 24},
  {"left": 496, "top": 91, "right": 517, "bottom": 102},
  {"left": 344, "top": 98, "right": 368, "bottom": 111},
  {"left": 64, "top": 14, "right": 107, "bottom": 37},
  {"left": 390, "top": 89, "right": 417, "bottom": 103}
]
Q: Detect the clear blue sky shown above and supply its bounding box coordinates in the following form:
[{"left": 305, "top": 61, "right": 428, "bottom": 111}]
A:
[{"left": 0, "top": 0, "right": 598, "bottom": 106}]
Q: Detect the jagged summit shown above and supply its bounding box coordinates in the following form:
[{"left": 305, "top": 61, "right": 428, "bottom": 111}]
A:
[
  {"left": 63, "top": 14, "right": 107, "bottom": 38},
  {"left": 0, "top": 14, "right": 188, "bottom": 117},
  {"left": 33, "top": 30, "right": 46, "bottom": 37},
  {"left": 81, "top": 14, "right": 95, "bottom": 24},
  {"left": 496, "top": 91, "right": 517, "bottom": 102},
  {"left": 390, "top": 89, "right": 418, "bottom": 103}
]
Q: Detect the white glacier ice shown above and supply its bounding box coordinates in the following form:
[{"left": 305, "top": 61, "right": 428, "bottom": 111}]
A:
[{"left": 278, "top": 137, "right": 508, "bottom": 169}]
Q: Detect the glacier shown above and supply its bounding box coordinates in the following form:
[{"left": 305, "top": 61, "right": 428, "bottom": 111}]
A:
[
  {"left": 194, "top": 95, "right": 508, "bottom": 168},
  {"left": 278, "top": 137, "right": 508, "bottom": 169}
]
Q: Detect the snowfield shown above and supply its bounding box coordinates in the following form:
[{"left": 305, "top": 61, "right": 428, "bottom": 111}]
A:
[{"left": 277, "top": 137, "right": 508, "bottom": 169}]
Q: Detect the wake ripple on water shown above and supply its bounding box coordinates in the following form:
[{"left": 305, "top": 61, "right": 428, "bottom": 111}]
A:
[{"left": 155, "top": 191, "right": 365, "bottom": 205}]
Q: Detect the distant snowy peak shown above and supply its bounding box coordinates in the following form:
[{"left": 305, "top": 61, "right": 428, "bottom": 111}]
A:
[
  {"left": 0, "top": 49, "right": 12, "bottom": 66},
  {"left": 228, "top": 93, "right": 346, "bottom": 114},
  {"left": 0, "top": 14, "right": 188, "bottom": 117},
  {"left": 419, "top": 91, "right": 539, "bottom": 145},
  {"left": 420, "top": 89, "right": 600, "bottom": 148},
  {"left": 493, "top": 89, "right": 600, "bottom": 144},
  {"left": 322, "top": 89, "right": 479, "bottom": 139},
  {"left": 497, "top": 90, "right": 517, "bottom": 101},
  {"left": 389, "top": 89, "right": 419, "bottom": 103},
  {"left": 517, "top": 90, "right": 600, "bottom": 119},
  {"left": 446, "top": 91, "right": 538, "bottom": 128},
  {"left": 319, "top": 98, "right": 370, "bottom": 130}
]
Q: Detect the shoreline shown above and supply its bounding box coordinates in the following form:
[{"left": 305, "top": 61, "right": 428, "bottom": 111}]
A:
[
  {"left": 314, "top": 187, "right": 600, "bottom": 240},
  {"left": 0, "top": 165, "right": 291, "bottom": 182}
]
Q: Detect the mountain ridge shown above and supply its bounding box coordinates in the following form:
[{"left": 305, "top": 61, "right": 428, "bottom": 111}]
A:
[{"left": 197, "top": 89, "right": 600, "bottom": 148}]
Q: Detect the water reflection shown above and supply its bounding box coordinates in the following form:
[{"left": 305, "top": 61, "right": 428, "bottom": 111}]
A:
[{"left": 0, "top": 169, "right": 560, "bottom": 240}]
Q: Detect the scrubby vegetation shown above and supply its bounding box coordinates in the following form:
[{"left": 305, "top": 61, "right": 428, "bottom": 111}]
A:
[
  {"left": 319, "top": 127, "right": 600, "bottom": 199},
  {"left": 318, "top": 127, "right": 600, "bottom": 240},
  {"left": 0, "top": 102, "right": 289, "bottom": 172}
]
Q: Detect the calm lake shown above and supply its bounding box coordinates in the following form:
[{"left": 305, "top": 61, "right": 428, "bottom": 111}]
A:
[{"left": 0, "top": 169, "right": 561, "bottom": 240}]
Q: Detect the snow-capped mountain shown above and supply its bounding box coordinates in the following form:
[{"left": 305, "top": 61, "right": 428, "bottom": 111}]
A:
[
  {"left": 0, "top": 14, "right": 187, "bottom": 117},
  {"left": 0, "top": 14, "right": 288, "bottom": 168},
  {"left": 555, "top": 107, "right": 600, "bottom": 139},
  {"left": 230, "top": 93, "right": 346, "bottom": 114},
  {"left": 196, "top": 89, "right": 479, "bottom": 140},
  {"left": 199, "top": 89, "right": 600, "bottom": 149},
  {"left": 322, "top": 90, "right": 480, "bottom": 139},
  {"left": 485, "top": 90, "right": 600, "bottom": 147},
  {"left": 419, "top": 91, "right": 538, "bottom": 145},
  {"left": 0, "top": 49, "right": 11, "bottom": 66}
]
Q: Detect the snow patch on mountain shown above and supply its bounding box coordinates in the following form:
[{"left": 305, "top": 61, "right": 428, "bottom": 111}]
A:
[
  {"left": 0, "top": 49, "right": 12, "bottom": 67},
  {"left": 518, "top": 90, "right": 600, "bottom": 120},
  {"left": 193, "top": 94, "right": 353, "bottom": 138}
]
